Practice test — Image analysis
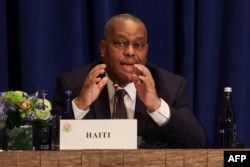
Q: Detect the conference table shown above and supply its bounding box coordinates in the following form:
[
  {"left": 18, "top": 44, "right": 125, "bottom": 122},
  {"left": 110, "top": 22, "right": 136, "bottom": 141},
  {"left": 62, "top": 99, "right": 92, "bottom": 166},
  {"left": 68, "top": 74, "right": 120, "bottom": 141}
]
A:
[{"left": 0, "top": 149, "right": 248, "bottom": 167}]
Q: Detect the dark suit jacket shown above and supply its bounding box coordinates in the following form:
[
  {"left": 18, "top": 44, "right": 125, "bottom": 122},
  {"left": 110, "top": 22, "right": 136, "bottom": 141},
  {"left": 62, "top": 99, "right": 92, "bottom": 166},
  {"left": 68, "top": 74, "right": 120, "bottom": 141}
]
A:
[{"left": 52, "top": 61, "right": 206, "bottom": 148}]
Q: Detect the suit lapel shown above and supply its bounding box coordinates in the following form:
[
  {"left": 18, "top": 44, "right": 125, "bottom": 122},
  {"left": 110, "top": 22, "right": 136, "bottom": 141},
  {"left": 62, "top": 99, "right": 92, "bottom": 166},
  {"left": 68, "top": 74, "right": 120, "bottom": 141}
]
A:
[
  {"left": 135, "top": 96, "right": 149, "bottom": 136},
  {"left": 92, "top": 86, "right": 111, "bottom": 118}
]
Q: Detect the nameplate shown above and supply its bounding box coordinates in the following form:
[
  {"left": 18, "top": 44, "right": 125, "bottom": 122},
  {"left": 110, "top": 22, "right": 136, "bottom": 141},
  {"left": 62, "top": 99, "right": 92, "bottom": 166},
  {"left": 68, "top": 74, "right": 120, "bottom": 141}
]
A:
[{"left": 60, "top": 119, "right": 137, "bottom": 150}]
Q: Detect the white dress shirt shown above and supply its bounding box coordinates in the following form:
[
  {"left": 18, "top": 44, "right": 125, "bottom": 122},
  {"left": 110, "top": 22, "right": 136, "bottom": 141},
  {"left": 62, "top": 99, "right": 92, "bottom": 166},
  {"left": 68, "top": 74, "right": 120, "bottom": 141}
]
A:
[{"left": 72, "top": 80, "right": 171, "bottom": 126}]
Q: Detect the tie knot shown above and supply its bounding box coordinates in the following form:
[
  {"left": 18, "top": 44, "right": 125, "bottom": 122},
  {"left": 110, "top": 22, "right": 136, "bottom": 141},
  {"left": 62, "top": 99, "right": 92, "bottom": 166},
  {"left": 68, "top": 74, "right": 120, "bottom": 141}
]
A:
[{"left": 116, "top": 89, "right": 127, "bottom": 99}]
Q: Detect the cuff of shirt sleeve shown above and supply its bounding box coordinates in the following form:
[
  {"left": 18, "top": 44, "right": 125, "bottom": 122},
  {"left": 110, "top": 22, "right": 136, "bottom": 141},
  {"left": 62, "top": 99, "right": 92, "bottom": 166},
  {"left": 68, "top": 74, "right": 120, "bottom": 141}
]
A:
[
  {"left": 148, "top": 98, "right": 171, "bottom": 126},
  {"left": 72, "top": 98, "right": 90, "bottom": 119}
]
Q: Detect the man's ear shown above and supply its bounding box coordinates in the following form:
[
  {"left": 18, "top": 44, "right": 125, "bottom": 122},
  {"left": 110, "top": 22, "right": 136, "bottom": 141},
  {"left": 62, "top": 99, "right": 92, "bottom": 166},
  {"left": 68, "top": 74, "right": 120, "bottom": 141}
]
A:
[{"left": 99, "top": 40, "right": 105, "bottom": 57}]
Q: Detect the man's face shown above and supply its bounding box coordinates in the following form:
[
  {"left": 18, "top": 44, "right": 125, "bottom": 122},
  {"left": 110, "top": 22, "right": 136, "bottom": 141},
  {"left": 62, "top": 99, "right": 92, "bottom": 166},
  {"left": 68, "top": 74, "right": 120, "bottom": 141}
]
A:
[{"left": 100, "top": 19, "right": 148, "bottom": 86}]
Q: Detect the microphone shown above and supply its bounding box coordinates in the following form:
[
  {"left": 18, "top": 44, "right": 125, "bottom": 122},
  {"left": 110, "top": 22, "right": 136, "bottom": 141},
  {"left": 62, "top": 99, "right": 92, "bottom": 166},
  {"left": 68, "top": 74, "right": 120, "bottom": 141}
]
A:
[
  {"left": 112, "top": 83, "right": 119, "bottom": 118},
  {"left": 113, "top": 83, "right": 119, "bottom": 90}
]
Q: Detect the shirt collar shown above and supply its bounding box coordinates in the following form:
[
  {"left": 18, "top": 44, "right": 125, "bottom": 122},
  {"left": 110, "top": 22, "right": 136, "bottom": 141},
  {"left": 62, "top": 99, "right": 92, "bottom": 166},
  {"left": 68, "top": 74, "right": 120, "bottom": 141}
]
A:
[{"left": 107, "top": 79, "right": 136, "bottom": 102}]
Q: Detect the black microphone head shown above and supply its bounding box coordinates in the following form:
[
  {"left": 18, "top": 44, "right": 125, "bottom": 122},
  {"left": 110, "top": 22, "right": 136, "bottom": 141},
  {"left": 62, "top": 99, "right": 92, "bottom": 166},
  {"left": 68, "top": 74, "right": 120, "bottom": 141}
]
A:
[{"left": 113, "top": 83, "right": 119, "bottom": 90}]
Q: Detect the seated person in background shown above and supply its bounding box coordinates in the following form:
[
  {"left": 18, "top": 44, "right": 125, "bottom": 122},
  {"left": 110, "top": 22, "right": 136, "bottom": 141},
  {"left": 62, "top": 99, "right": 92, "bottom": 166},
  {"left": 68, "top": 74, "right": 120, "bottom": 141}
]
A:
[{"left": 52, "top": 13, "right": 206, "bottom": 148}]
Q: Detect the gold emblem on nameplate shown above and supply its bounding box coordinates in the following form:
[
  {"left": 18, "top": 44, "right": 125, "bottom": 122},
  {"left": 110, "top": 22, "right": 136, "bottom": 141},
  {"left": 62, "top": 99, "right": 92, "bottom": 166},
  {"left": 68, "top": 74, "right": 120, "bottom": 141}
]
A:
[{"left": 63, "top": 122, "right": 71, "bottom": 133}]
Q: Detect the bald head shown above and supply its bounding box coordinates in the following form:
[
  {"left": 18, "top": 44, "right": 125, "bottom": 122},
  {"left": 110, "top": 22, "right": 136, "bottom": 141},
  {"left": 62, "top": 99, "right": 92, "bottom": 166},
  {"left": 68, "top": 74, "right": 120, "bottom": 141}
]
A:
[{"left": 104, "top": 13, "right": 147, "bottom": 40}]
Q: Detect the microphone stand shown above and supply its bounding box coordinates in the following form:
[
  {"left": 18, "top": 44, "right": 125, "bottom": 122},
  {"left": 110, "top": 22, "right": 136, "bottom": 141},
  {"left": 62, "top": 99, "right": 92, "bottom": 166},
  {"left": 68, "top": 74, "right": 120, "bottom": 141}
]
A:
[{"left": 112, "top": 83, "right": 119, "bottom": 119}]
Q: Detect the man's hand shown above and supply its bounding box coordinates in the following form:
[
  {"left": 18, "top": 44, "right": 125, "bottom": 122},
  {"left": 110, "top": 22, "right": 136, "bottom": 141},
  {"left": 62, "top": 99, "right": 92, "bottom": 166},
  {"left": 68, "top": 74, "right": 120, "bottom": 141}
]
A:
[
  {"left": 75, "top": 64, "right": 108, "bottom": 110},
  {"left": 132, "top": 64, "right": 161, "bottom": 112}
]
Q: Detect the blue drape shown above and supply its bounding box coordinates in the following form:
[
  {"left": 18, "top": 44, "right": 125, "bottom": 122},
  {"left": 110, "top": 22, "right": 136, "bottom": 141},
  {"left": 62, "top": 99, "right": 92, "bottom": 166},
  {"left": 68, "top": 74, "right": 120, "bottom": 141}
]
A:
[{"left": 1, "top": 0, "right": 249, "bottom": 148}]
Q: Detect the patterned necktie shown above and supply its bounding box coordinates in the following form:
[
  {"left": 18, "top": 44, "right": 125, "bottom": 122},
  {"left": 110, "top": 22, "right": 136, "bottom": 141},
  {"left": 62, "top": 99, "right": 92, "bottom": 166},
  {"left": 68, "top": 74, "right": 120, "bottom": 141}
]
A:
[{"left": 114, "top": 89, "right": 127, "bottom": 118}]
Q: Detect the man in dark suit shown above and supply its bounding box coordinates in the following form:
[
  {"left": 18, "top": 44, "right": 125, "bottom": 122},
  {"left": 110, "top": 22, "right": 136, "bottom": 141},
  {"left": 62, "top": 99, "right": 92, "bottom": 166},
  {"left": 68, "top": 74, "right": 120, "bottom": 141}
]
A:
[{"left": 52, "top": 13, "right": 206, "bottom": 148}]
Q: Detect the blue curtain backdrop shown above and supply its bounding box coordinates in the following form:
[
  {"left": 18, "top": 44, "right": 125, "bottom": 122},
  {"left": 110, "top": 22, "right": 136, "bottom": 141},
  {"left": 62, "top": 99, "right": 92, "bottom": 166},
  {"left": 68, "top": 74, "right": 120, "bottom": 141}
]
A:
[{"left": 0, "top": 0, "right": 249, "bottom": 148}]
